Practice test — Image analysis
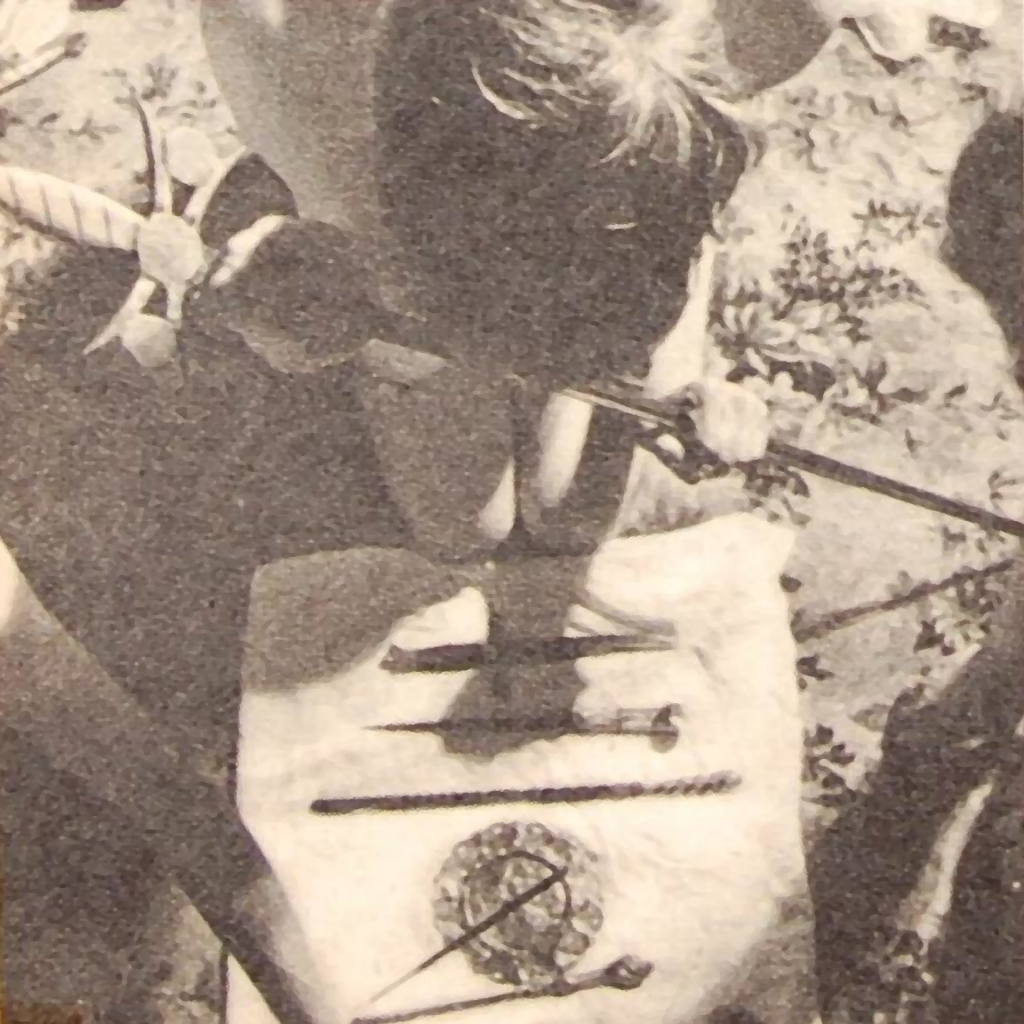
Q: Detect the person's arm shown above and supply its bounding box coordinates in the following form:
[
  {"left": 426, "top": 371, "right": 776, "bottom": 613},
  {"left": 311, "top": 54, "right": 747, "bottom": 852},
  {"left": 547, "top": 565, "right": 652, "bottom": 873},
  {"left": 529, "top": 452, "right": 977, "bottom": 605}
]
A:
[
  {"left": 0, "top": 559, "right": 351, "bottom": 1024},
  {"left": 943, "top": 113, "right": 1023, "bottom": 383}
]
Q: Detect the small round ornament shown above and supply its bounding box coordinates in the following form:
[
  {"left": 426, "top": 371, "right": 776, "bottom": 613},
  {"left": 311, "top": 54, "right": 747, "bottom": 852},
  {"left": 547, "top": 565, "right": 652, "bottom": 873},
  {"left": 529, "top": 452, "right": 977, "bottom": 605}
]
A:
[{"left": 432, "top": 820, "right": 604, "bottom": 988}]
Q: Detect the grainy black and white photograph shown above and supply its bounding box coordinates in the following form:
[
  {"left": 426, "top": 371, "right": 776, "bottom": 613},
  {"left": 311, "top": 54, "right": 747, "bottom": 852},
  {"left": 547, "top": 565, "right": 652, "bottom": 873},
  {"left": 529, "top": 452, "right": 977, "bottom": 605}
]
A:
[{"left": 0, "top": 1, "right": 1021, "bottom": 1022}]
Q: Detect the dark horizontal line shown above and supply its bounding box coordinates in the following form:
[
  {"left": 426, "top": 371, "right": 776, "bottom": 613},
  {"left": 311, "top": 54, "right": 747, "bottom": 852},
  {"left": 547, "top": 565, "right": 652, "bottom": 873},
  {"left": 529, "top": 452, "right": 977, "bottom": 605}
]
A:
[
  {"left": 310, "top": 772, "right": 740, "bottom": 815},
  {"left": 381, "top": 634, "right": 674, "bottom": 674},
  {"left": 370, "top": 714, "right": 578, "bottom": 736},
  {"left": 368, "top": 717, "right": 673, "bottom": 737}
]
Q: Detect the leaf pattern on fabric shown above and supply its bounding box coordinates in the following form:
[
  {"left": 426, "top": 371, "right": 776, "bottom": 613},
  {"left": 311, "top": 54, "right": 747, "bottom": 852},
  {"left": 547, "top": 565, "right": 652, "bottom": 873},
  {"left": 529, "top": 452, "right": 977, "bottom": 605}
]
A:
[{"left": 1, "top": 5, "right": 1021, "bottom": 1024}]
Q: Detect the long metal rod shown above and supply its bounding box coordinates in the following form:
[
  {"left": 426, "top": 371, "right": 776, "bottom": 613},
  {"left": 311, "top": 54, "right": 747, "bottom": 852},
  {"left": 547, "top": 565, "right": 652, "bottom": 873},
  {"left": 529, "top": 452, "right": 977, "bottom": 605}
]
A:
[
  {"left": 567, "top": 384, "right": 1024, "bottom": 540},
  {"left": 368, "top": 703, "right": 683, "bottom": 752},
  {"left": 768, "top": 438, "right": 1024, "bottom": 540},
  {"left": 792, "top": 556, "right": 1015, "bottom": 644},
  {"left": 354, "top": 956, "right": 653, "bottom": 1024},
  {"left": 310, "top": 772, "right": 740, "bottom": 815}
]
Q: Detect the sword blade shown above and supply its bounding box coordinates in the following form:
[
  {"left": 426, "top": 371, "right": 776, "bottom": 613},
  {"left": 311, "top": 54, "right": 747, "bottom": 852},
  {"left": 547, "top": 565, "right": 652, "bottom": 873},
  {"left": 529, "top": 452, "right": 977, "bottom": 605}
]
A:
[
  {"left": 381, "top": 634, "right": 675, "bottom": 674},
  {"left": 369, "top": 714, "right": 579, "bottom": 736}
]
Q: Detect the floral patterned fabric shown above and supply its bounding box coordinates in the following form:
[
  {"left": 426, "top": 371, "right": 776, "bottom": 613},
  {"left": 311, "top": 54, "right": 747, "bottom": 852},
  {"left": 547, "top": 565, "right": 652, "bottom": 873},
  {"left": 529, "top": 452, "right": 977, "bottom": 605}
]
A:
[
  {"left": 0, "top": 3, "right": 1021, "bottom": 1023},
  {"left": 704, "top": 30, "right": 1024, "bottom": 1024}
]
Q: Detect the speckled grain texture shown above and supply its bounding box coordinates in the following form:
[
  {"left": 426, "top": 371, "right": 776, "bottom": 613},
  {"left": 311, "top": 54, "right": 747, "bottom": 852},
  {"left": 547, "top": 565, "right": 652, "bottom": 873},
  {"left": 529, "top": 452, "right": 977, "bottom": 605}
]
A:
[{"left": 0, "top": 1, "right": 1021, "bottom": 1023}]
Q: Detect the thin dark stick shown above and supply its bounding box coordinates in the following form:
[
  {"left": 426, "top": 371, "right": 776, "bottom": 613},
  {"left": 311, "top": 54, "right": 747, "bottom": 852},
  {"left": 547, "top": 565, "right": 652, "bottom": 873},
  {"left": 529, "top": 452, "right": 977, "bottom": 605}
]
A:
[
  {"left": 381, "top": 634, "right": 675, "bottom": 674},
  {"left": 367, "top": 704, "right": 682, "bottom": 751},
  {"left": 310, "top": 772, "right": 740, "bottom": 815},
  {"left": 368, "top": 709, "right": 673, "bottom": 736},
  {"left": 567, "top": 385, "right": 1024, "bottom": 540},
  {"left": 368, "top": 714, "right": 580, "bottom": 734},
  {"left": 792, "top": 557, "right": 1015, "bottom": 644},
  {"left": 354, "top": 955, "right": 653, "bottom": 1023},
  {"left": 0, "top": 38, "right": 81, "bottom": 100},
  {"left": 367, "top": 866, "right": 569, "bottom": 1004},
  {"left": 768, "top": 439, "right": 1024, "bottom": 540}
]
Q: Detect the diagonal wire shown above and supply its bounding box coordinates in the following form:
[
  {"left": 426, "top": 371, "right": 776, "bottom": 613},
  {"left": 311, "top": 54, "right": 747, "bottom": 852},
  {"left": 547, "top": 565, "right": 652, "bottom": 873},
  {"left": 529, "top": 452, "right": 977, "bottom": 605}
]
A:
[
  {"left": 0, "top": 33, "right": 83, "bottom": 100},
  {"left": 792, "top": 557, "right": 1015, "bottom": 644},
  {"left": 367, "top": 865, "right": 568, "bottom": 1005}
]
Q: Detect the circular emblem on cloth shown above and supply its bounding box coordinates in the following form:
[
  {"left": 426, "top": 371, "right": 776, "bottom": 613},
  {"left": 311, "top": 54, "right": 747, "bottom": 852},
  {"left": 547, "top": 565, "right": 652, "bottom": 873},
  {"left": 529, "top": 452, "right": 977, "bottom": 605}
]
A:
[{"left": 432, "top": 820, "right": 604, "bottom": 988}]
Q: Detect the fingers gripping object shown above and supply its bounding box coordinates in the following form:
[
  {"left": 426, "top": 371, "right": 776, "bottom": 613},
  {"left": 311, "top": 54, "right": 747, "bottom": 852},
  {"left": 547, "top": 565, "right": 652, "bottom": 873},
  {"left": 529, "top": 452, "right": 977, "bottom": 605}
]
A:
[
  {"left": 568, "top": 380, "right": 1024, "bottom": 540},
  {"left": 564, "top": 382, "right": 733, "bottom": 488}
]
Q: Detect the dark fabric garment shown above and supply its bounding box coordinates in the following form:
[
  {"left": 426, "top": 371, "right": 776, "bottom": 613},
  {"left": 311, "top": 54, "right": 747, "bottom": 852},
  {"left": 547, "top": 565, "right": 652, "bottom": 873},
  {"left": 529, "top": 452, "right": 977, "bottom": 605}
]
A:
[
  {"left": 809, "top": 676, "right": 1017, "bottom": 1020},
  {"left": 3, "top": 8, "right": 750, "bottom": 1015},
  {"left": 931, "top": 758, "right": 1024, "bottom": 1024},
  {"left": 1, "top": 727, "right": 160, "bottom": 1019},
  {"left": 0, "top": 156, "right": 408, "bottom": 1022},
  {"left": 944, "top": 113, "right": 1023, "bottom": 382},
  {"left": 375, "top": 0, "right": 748, "bottom": 386},
  {"left": 1, "top": 155, "right": 408, "bottom": 715},
  {"left": 198, "top": 157, "right": 402, "bottom": 361},
  {"left": 812, "top": 111, "right": 1024, "bottom": 1022},
  {"left": 920, "top": 114, "right": 1024, "bottom": 1023}
]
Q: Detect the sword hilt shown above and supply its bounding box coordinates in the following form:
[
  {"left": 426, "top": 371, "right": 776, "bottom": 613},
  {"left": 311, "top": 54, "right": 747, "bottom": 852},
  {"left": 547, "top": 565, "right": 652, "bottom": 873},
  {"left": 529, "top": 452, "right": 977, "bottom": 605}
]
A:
[
  {"left": 581, "top": 703, "right": 684, "bottom": 751},
  {"left": 570, "top": 382, "right": 732, "bottom": 485},
  {"left": 548, "top": 954, "right": 654, "bottom": 996}
]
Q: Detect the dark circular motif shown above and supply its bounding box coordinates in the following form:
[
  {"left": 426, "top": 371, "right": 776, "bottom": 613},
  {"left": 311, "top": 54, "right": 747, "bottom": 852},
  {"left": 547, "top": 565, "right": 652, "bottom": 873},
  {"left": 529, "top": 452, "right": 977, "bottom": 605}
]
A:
[{"left": 432, "top": 820, "right": 604, "bottom": 988}]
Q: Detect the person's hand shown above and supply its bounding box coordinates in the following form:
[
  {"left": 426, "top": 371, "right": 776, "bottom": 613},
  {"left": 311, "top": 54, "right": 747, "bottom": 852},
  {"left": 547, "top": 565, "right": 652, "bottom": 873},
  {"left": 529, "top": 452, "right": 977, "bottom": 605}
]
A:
[{"left": 686, "top": 380, "right": 769, "bottom": 465}]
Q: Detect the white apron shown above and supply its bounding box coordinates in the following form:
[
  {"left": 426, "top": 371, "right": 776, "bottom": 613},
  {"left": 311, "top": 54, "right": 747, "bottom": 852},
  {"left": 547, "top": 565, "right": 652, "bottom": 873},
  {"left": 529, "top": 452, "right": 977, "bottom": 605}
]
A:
[{"left": 230, "top": 513, "right": 815, "bottom": 1024}]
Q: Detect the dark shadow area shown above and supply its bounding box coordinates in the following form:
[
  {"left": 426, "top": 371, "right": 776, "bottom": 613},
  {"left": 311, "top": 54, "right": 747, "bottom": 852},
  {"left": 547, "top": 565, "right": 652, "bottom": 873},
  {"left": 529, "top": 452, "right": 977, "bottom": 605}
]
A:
[
  {"left": 930, "top": 752, "right": 1024, "bottom": 1023},
  {"left": 0, "top": 155, "right": 409, "bottom": 1023},
  {"left": 435, "top": 564, "right": 593, "bottom": 760},
  {"left": 944, "top": 112, "right": 1024, "bottom": 379},
  {"left": 811, "top": 111, "right": 1024, "bottom": 1021},
  {"left": 430, "top": 401, "right": 636, "bottom": 760},
  {"left": 73, "top": 0, "right": 128, "bottom": 10},
  {"left": 1, "top": 728, "right": 157, "bottom": 1018},
  {"left": 808, "top": 682, "right": 1007, "bottom": 1017}
]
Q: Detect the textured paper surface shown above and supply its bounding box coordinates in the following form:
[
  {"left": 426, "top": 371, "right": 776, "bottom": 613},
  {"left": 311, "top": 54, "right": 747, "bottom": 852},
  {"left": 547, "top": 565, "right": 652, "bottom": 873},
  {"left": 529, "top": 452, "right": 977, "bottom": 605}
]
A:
[
  {"left": 0, "top": 3, "right": 1021, "bottom": 1024},
  {"left": 232, "top": 516, "right": 811, "bottom": 1024}
]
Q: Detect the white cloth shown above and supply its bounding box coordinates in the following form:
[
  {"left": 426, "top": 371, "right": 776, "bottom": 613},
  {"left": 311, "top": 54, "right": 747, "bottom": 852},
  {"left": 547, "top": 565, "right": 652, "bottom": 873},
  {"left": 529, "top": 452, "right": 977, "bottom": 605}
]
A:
[{"left": 231, "top": 514, "right": 815, "bottom": 1024}]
